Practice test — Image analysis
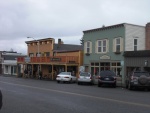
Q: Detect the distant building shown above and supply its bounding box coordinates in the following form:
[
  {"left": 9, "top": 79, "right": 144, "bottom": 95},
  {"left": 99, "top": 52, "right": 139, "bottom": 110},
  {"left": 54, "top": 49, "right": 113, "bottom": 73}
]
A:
[{"left": 0, "top": 51, "right": 26, "bottom": 76}]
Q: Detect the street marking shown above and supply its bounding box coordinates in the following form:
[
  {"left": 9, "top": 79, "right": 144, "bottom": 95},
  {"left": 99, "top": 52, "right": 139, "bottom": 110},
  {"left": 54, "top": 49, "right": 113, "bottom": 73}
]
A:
[{"left": 0, "top": 81, "right": 150, "bottom": 108}]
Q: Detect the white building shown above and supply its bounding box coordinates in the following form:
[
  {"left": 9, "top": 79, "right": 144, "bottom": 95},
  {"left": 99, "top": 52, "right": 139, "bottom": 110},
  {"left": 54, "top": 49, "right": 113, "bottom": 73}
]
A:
[{"left": 0, "top": 51, "right": 26, "bottom": 76}]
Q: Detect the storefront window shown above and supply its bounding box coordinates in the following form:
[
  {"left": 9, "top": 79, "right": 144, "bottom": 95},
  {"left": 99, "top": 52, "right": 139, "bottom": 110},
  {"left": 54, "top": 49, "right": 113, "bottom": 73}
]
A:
[
  {"left": 91, "top": 62, "right": 94, "bottom": 66},
  {"left": 91, "top": 62, "right": 121, "bottom": 76},
  {"left": 95, "top": 63, "right": 99, "bottom": 66}
]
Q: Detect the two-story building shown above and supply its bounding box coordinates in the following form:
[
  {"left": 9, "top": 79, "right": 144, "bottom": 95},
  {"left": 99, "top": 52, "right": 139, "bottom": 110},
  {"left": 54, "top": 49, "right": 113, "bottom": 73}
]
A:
[
  {"left": 17, "top": 38, "right": 83, "bottom": 80},
  {"left": 82, "top": 23, "right": 146, "bottom": 86}
]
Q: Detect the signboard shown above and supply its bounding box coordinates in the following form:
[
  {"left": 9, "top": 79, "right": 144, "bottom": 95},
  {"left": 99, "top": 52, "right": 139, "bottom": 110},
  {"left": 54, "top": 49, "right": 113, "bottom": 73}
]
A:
[
  {"left": 79, "top": 66, "right": 85, "bottom": 72},
  {"left": 50, "top": 58, "right": 61, "bottom": 61},
  {"left": 25, "top": 57, "right": 30, "bottom": 63},
  {"left": 100, "top": 55, "right": 110, "bottom": 60}
]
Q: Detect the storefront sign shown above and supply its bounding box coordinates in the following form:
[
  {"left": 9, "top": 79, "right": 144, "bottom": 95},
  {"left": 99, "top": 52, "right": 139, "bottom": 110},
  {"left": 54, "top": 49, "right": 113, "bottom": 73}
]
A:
[
  {"left": 100, "top": 55, "right": 110, "bottom": 60},
  {"left": 50, "top": 58, "right": 61, "bottom": 61},
  {"left": 25, "top": 57, "right": 30, "bottom": 63},
  {"left": 69, "top": 61, "right": 76, "bottom": 63}
]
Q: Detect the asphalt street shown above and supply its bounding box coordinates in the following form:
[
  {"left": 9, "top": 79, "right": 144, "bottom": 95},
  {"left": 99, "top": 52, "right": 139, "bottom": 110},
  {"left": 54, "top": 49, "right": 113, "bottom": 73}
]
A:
[{"left": 0, "top": 75, "right": 150, "bottom": 113}]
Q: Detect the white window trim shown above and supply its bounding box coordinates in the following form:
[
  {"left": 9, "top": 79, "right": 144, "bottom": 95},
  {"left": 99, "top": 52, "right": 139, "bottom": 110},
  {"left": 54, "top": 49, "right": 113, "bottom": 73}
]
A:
[
  {"left": 96, "top": 39, "right": 108, "bottom": 54},
  {"left": 84, "top": 41, "right": 92, "bottom": 54},
  {"left": 113, "top": 37, "right": 123, "bottom": 52},
  {"left": 133, "top": 38, "right": 138, "bottom": 51}
]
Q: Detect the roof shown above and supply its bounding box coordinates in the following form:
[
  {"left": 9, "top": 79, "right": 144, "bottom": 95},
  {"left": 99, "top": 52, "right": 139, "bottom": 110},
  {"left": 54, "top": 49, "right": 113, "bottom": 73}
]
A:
[
  {"left": 53, "top": 44, "right": 83, "bottom": 52},
  {"left": 123, "top": 50, "right": 150, "bottom": 57},
  {"left": 2, "top": 55, "right": 26, "bottom": 60},
  {"left": 83, "top": 23, "right": 144, "bottom": 33},
  {"left": 25, "top": 38, "right": 54, "bottom": 44}
]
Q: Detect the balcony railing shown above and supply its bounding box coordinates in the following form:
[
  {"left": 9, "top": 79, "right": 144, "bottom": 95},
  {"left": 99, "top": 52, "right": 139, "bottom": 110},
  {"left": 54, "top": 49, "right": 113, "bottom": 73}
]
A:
[{"left": 17, "top": 56, "right": 79, "bottom": 64}]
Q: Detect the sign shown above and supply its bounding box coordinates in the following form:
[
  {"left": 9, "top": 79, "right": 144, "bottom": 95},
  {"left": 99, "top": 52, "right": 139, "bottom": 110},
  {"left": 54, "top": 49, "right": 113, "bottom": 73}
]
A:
[
  {"left": 50, "top": 58, "right": 61, "bottom": 61},
  {"left": 69, "top": 61, "right": 76, "bottom": 63},
  {"left": 100, "top": 55, "right": 110, "bottom": 60},
  {"left": 79, "top": 66, "right": 85, "bottom": 72},
  {"left": 25, "top": 57, "right": 30, "bottom": 63}
]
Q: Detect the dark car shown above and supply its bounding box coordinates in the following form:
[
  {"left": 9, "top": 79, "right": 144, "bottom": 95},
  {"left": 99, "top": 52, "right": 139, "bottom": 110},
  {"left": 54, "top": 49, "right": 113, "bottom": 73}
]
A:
[
  {"left": 126, "top": 71, "right": 150, "bottom": 90},
  {"left": 98, "top": 70, "right": 117, "bottom": 88},
  {"left": 0, "top": 90, "right": 2, "bottom": 110}
]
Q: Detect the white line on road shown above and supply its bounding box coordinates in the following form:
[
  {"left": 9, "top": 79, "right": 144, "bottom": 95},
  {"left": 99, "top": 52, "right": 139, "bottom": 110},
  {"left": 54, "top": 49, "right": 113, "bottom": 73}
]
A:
[{"left": 1, "top": 81, "right": 150, "bottom": 108}]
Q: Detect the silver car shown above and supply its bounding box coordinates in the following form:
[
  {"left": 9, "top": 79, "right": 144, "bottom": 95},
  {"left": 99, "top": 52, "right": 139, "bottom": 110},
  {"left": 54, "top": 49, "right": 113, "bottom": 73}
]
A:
[
  {"left": 78, "top": 72, "right": 93, "bottom": 85},
  {"left": 56, "top": 72, "right": 76, "bottom": 83}
]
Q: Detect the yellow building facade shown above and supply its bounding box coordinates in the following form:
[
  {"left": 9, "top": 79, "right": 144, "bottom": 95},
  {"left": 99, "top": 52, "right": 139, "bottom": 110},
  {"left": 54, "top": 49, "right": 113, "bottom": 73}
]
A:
[{"left": 17, "top": 38, "right": 83, "bottom": 80}]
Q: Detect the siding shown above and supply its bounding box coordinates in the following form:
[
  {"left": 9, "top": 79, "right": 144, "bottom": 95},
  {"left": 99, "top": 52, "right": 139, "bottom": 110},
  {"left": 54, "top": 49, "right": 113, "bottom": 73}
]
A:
[{"left": 125, "top": 24, "right": 145, "bottom": 51}]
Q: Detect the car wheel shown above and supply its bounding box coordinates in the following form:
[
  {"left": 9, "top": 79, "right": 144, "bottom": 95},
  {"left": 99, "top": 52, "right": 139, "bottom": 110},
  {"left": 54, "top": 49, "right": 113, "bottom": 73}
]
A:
[
  {"left": 125, "top": 82, "right": 128, "bottom": 89},
  {"left": 69, "top": 78, "right": 72, "bottom": 83},
  {"left": 113, "top": 84, "right": 116, "bottom": 88},
  {"left": 98, "top": 83, "right": 101, "bottom": 87},
  {"left": 78, "top": 82, "right": 80, "bottom": 85},
  {"left": 90, "top": 82, "right": 93, "bottom": 85},
  {"left": 57, "top": 81, "right": 60, "bottom": 83}
]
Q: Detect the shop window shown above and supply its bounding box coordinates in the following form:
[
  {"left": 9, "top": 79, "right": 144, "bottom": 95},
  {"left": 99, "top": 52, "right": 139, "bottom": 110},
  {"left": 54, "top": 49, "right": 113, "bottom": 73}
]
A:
[
  {"left": 91, "top": 62, "right": 94, "bottom": 66},
  {"left": 95, "top": 63, "right": 99, "bottom": 66},
  {"left": 112, "top": 63, "right": 116, "bottom": 66}
]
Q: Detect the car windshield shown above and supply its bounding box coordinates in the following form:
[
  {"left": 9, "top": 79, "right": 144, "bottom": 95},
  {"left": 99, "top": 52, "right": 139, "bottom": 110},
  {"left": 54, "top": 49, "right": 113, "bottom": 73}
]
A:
[
  {"left": 80, "top": 72, "right": 90, "bottom": 77},
  {"left": 59, "top": 72, "right": 71, "bottom": 75},
  {"left": 134, "top": 72, "right": 150, "bottom": 77},
  {"left": 100, "top": 70, "right": 116, "bottom": 76}
]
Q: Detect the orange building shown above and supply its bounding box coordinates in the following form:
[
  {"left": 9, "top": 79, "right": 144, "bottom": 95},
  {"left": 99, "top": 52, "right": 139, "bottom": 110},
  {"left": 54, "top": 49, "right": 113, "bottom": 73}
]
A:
[{"left": 17, "top": 38, "right": 83, "bottom": 80}]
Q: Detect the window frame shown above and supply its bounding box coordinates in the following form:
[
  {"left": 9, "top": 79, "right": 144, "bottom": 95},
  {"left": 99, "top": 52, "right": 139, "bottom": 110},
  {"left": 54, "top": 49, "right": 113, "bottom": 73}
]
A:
[
  {"left": 115, "top": 38, "right": 121, "bottom": 52},
  {"left": 97, "top": 39, "right": 107, "bottom": 53},
  {"left": 87, "top": 41, "right": 90, "bottom": 53},
  {"left": 84, "top": 41, "right": 92, "bottom": 54},
  {"left": 133, "top": 38, "right": 138, "bottom": 51}
]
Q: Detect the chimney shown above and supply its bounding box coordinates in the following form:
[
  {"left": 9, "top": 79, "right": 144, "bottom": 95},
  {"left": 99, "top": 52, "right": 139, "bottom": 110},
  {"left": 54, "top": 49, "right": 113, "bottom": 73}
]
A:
[
  {"left": 145, "top": 22, "right": 150, "bottom": 50},
  {"left": 58, "top": 39, "right": 61, "bottom": 45}
]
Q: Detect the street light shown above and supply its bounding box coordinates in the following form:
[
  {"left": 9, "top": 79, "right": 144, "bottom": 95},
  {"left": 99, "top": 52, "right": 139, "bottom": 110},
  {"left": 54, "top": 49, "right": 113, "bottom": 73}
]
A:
[{"left": 27, "top": 37, "right": 40, "bottom": 78}]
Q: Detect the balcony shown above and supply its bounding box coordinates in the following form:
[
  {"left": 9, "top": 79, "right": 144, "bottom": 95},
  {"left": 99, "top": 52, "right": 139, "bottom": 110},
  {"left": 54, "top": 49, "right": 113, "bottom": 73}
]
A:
[{"left": 17, "top": 56, "right": 79, "bottom": 64}]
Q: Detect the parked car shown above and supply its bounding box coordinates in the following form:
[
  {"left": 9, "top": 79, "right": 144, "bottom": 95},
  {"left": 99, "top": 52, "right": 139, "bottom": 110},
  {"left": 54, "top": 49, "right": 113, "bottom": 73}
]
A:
[
  {"left": 126, "top": 71, "right": 150, "bottom": 90},
  {"left": 56, "top": 72, "right": 76, "bottom": 83},
  {"left": 98, "top": 70, "right": 117, "bottom": 88},
  {"left": 0, "top": 90, "right": 2, "bottom": 110},
  {"left": 77, "top": 72, "right": 93, "bottom": 85}
]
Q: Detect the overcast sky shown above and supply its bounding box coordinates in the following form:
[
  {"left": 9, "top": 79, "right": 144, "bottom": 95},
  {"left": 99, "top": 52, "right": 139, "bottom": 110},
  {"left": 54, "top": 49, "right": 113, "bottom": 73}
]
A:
[{"left": 0, "top": 0, "right": 149, "bottom": 54}]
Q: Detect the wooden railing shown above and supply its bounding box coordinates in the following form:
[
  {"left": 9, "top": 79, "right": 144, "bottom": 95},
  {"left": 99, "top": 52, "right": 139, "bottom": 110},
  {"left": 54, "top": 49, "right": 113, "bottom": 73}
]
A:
[{"left": 17, "top": 56, "right": 79, "bottom": 64}]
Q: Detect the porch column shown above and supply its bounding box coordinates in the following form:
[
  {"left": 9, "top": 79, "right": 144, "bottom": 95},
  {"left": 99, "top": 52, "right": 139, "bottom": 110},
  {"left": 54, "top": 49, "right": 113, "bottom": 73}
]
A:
[
  {"left": 23, "top": 64, "right": 25, "bottom": 78},
  {"left": 52, "top": 65, "right": 54, "bottom": 80},
  {"left": 65, "top": 65, "right": 67, "bottom": 72}
]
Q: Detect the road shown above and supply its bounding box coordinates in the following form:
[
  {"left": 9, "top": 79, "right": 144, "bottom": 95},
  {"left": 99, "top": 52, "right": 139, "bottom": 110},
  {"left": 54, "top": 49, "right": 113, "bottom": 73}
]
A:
[{"left": 0, "top": 75, "right": 150, "bottom": 113}]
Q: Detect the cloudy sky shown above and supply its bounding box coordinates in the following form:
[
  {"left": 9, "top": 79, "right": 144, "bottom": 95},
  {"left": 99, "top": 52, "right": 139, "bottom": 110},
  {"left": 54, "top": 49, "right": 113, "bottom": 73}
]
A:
[{"left": 0, "top": 0, "right": 149, "bottom": 54}]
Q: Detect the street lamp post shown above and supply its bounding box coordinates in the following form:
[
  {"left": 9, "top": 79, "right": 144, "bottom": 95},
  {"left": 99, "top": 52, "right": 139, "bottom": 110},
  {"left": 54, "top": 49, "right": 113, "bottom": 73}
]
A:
[{"left": 27, "top": 37, "right": 40, "bottom": 78}]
